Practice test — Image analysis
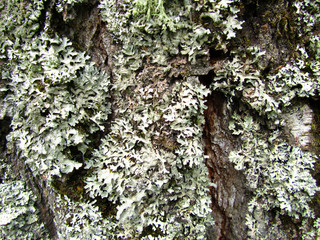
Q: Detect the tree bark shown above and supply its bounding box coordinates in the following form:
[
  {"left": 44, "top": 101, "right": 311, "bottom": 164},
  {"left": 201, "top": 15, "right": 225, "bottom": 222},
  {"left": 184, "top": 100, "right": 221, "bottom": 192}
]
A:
[{"left": 1, "top": 0, "right": 319, "bottom": 239}]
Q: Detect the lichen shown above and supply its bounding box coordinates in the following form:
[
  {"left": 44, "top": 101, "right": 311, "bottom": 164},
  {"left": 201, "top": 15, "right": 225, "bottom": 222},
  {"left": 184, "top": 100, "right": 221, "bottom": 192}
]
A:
[
  {"left": 228, "top": 113, "right": 318, "bottom": 238},
  {"left": 52, "top": 194, "right": 113, "bottom": 240},
  {"left": 2, "top": 1, "right": 237, "bottom": 238},
  {"left": 209, "top": 0, "right": 320, "bottom": 238},
  {"left": 84, "top": 77, "right": 213, "bottom": 239},
  {"left": 0, "top": 158, "right": 49, "bottom": 239},
  {"left": 0, "top": 0, "right": 44, "bottom": 58},
  {"left": 84, "top": 1, "right": 245, "bottom": 237},
  {"left": 6, "top": 33, "right": 111, "bottom": 177},
  {"left": 294, "top": 0, "right": 320, "bottom": 36},
  {"left": 99, "top": 0, "right": 243, "bottom": 68},
  {"left": 3, "top": 0, "right": 320, "bottom": 239}
]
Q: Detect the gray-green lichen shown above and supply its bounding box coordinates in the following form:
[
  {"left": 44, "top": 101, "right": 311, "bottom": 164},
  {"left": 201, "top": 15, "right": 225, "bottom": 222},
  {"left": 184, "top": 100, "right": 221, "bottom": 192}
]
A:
[
  {"left": 56, "top": 0, "right": 87, "bottom": 12},
  {"left": 0, "top": 0, "right": 44, "bottom": 58},
  {"left": 2, "top": 0, "right": 236, "bottom": 238},
  {"left": 0, "top": 158, "right": 49, "bottom": 239},
  {"left": 85, "top": 76, "right": 212, "bottom": 239},
  {"left": 209, "top": 0, "right": 320, "bottom": 238},
  {"left": 1, "top": 29, "right": 111, "bottom": 237},
  {"left": 1, "top": 0, "right": 320, "bottom": 239},
  {"left": 6, "top": 33, "right": 111, "bottom": 177},
  {"left": 81, "top": 0, "right": 244, "bottom": 238},
  {"left": 0, "top": 181, "right": 48, "bottom": 239},
  {"left": 53, "top": 194, "right": 112, "bottom": 239},
  {"left": 228, "top": 113, "right": 318, "bottom": 238},
  {"left": 99, "top": 0, "right": 242, "bottom": 67}
]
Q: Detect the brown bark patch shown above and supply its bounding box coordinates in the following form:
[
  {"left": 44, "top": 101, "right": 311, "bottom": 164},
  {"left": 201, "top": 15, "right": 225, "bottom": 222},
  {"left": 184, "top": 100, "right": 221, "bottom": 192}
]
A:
[{"left": 203, "top": 91, "right": 252, "bottom": 240}]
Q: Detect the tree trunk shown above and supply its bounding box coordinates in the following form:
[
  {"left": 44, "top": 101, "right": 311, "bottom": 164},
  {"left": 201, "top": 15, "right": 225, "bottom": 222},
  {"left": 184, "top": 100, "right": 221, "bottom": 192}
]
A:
[{"left": 1, "top": 0, "right": 320, "bottom": 239}]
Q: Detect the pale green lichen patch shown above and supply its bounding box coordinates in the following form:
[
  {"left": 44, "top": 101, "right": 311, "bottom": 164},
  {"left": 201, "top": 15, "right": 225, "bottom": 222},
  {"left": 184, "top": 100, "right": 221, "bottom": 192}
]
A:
[
  {"left": 84, "top": 77, "right": 213, "bottom": 239},
  {"left": 85, "top": 1, "right": 246, "bottom": 237},
  {"left": 6, "top": 33, "right": 111, "bottom": 177},
  {"left": 4, "top": 0, "right": 320, "bottom": 239},
  {"left": 56, "top": 0, "right": 87, "bottom": 13},
  {"left": 0, "top": 158, "right": 49, "bottom": 239},
  {"left": 52, "top": 194, "right": 115, "bottom": 239},
  {"left": 228, "top": 113, "right": 318, "bottom": 237},
  {"left": 99, "top": 0, "right": 242, "bottom": 68},
  {"left": 0, "top": 0, "right": 44, "bottom": 58},
  {"left": 0, "top": 180, "right": 48, "bottom": 239},
  {"left": 209, "top": 0, "right": 320, "bottom": 238},
  {"left": 2, "top": 30, "right": 112, "bottom": 237},
  {"left": 294, "top": 0, "right": 320, "bottom": 36},
  {"left": 2, "top": 0, "right": 232, "bottom": 238}
]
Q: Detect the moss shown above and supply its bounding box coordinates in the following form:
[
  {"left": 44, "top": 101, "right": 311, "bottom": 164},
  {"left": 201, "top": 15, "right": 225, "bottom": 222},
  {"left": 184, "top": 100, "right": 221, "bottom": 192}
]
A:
[{"left": 267, "top": 8, "right": 297, "bottom": 42}]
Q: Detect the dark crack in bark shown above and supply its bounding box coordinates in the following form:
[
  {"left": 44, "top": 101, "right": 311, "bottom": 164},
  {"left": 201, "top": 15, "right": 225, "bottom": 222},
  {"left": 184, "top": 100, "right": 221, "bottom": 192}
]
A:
[{"left": 203, "top": 91, "right": 252, "bottom": 240}]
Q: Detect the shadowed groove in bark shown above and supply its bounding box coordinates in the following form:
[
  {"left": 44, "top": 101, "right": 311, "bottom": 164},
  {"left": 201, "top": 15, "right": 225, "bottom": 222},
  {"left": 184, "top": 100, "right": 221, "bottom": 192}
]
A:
[
  {"left": 201, "top": 88, "right": 252, "bottom": 240},
  {"left": 9, "top": 150, "right": 58, "bottom": 239},
  {"left": 0, "top": 116, "right": 57, "bottom": 239},
  {"left": 2, "top": 0, "right": 317, "bottom": 238}
]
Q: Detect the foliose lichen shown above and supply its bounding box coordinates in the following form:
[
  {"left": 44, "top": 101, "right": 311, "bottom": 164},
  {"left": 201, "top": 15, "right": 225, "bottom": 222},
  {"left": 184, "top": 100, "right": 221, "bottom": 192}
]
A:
[
  {"left": 210, "top": 0, "right": 320, "bottom": 238},
  {"left": 0, "top": 0, "right": 44, "bottom": 58},
  {"left": 2, "top": 0, "right": 236, "bottom": 238},
  {"left": 52, "top": 194, "right": 112, "bottom": 239},
  {"left": 6, "top": 33, "right": 111, "bottom": 177},
  {"left": 56, "top": 0, "right": 87, "bottom": 12},
  {"left": 83, "top": 1, "right": 244, "bottom": 238},
  {"left": 228, "top": 113, "right": 318, "bottom": 238},
  {"left": 99, "top": 0, "right": 242, "bottom": 68},
  {"left": 0, "top": 158, "right": 49, "bottom": 239},
  {"left": 84, "top": 76, "right": 212, "bottom": 239},
  {"left": 3, "top": 0, "right": 320, "bottom": 239}
]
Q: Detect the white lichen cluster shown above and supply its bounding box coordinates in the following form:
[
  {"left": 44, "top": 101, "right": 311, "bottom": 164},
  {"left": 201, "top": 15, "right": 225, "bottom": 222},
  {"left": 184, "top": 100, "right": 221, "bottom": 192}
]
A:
[
  {"left": 84, "top": 0, "right": 243, "bottom": 238},
  {"left": 2, "top": 0, "right": 319, "bottom": 239},
  {"left": 212, "top": 51, "right": 320, "bottom": 238},
  {"left": 1, "top": 0, "right": 238, "bottom": 238},
  {"left": 99, "top": 0, "right": 242, "bottom": 67},
  {"left": 294, "top": 0, "right": 320, "bottom": 36},
  {"left": 85, "top": 77, "right": 212, "bottom": 239},
  {"left": 0, "top": 180, "right": 48, "bottom": 239},
  {"left": 210, "top": 1, "right": 320, "bottom": 238},
  {"left": 6, "top": 33, "right": 111, "bottom": 177},
  {"left": 212, "top": 48, "right": 281, "bottom": 121},
  {"left": 0, "top": 0, "right": 44, "bottom": 58},
  {"left": 55, "top": 0, "right": 87, "bottom": 15},
  {"left": 228, "top": 114, "right": 318, "bottom": 238},
  {"left": 1, "top": 31, "right": 111, "bottom": 238},
  {"left": 53, "top": 194, "right": 113, "bottom": 239},
  {"left": 1, "top": 25, "right": 115, "bottom": 237},
  {"left": 0, "top": 159, "right": 49, "bottom": 239},
  {"left": 212, "top": 45, "right": 320, "bottom": 123}
]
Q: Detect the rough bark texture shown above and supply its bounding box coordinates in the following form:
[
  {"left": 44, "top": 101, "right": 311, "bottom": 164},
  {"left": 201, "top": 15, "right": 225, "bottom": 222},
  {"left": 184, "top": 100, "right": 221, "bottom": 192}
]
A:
[
  {"left": 1, "top": 0, "right": 320, "bottom": 239},
  {"left": 58, "top": 5, "right": 251, "bottom": 238},
  {"left": 57, "top": 5, "right": 251, "bottom": 237},
  {"left": 202, "top": 91, "right": 250, "bottom": 240}
]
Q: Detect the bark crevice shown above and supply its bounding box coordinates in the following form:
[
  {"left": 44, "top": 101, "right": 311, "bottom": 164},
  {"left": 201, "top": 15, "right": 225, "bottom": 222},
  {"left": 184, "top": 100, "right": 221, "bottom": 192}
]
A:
[{"left": 202, "top": 91, "right": 251, "bottom": 240}]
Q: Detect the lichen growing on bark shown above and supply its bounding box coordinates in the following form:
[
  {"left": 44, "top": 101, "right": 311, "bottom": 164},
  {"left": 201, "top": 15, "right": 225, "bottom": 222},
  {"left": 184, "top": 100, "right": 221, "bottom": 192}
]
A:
[{"left": 0, "top": 0, "right": 320, "bottom": 239}]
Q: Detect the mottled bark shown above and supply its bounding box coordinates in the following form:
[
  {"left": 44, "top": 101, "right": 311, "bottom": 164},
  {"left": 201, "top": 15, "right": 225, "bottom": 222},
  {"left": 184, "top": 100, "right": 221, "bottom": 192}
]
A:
[
  {"left": 1, "top": 0, "right": 319, "bottom": 239},
  {"left": 202, "top": 91, "right": 250, "bottom": 240}
]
